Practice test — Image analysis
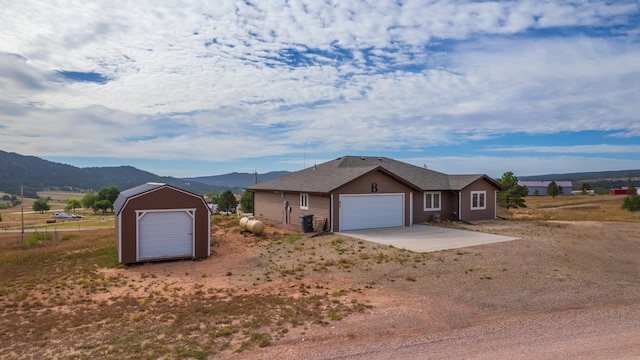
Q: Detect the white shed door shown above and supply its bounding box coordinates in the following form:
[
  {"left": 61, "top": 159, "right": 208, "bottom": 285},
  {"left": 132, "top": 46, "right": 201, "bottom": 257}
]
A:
[
  {"left": 340, "top": 194, "right": 403, "bottom": 231},
  {"left": 138, "top": 210, "right": 194, "bottom": 261}
]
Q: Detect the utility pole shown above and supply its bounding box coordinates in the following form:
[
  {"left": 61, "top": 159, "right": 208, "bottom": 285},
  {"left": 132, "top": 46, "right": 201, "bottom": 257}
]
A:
[{"left": 21, "top": 184, "right": 24, "bottom": 243}]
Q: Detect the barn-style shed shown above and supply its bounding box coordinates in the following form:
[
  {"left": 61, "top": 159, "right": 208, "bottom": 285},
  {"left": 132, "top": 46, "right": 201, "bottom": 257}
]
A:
[{"left": 114, "top": 183, "right": 211, "bottom": 265}]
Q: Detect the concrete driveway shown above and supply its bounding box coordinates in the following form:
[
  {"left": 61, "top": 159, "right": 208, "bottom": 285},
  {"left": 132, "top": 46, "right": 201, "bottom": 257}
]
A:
[{"left": 338, "top": 224, "right": 518, "bottom": 253}]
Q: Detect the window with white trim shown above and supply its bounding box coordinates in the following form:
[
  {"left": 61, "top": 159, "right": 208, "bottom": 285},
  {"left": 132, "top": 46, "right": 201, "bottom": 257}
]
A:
[
  {"left": 471, "top": 191, "right": 486, "bottom": 210},
  {"left": 300, "top": 193, "right": 309, "bottom": 210},
  {"left": 423, "top": 191, "right": 441, "bottom": 211}
]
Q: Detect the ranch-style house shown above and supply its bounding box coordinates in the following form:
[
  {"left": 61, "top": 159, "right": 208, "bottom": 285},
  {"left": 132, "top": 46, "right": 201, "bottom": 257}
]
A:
[{"left": 247, "top": 156, "right": 504, "bottom": 232}]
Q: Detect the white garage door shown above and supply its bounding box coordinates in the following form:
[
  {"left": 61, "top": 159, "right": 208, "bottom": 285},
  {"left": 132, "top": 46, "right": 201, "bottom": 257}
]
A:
[
  {"left": 340, "top": 194, "right": 404, "bottom": 231},
  {"left": 138, "top": 210, "right": 194, "bottom": 261}
]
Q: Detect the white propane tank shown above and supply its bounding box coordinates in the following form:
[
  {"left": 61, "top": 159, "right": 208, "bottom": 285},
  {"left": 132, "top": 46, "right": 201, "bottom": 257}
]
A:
[{"left": 239, "top": 216, "right": 264, "bottom": 234}]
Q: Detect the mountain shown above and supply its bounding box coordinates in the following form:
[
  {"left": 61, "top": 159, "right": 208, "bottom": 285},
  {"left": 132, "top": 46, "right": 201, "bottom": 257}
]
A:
[
  {"left": 519, "top": 169, "right": 640, "bottom": 182},
  {"left": 0, "top": 150, "right": 223, "bottom": 196},
  {"left": 183, "top": 171, "right": 290, "bottom": 188}
]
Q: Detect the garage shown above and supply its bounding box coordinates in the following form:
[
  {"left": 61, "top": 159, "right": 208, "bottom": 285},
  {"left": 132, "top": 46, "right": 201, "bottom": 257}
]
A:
[
  {"left": 137, "top": 210, "right": 194, "bottom": 261},
  {"left": 115, "top": 183, "right": 211, "bottom": 265},
  {"left": 340, "top": 193, "right": 404, "bottom": 231}
]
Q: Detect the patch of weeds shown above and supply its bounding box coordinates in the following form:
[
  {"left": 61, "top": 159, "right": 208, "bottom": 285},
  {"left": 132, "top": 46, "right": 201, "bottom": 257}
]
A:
[
  {"left": 406, "top": 277, "right": 416, "bottom": 282},
  {"left": 174, "top": 347, "right": 210, "bottom": 360},
  {"left": 331, "top": 289, "right": 347, "bottom": 297},
  {"left": 374, "top": 253, "right": 389, "bottom": 264}
]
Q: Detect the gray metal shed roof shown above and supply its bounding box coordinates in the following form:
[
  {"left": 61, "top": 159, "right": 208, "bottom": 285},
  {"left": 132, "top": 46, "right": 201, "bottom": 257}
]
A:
[
  {"left": 113, "top": 182, "right": 212, "bottom": 216},
  {"left": 113, "top": 182, "right": 166, "bottom": 215},
  {"left": 248, "top": 156, "right": 501, "bottom": 193}
]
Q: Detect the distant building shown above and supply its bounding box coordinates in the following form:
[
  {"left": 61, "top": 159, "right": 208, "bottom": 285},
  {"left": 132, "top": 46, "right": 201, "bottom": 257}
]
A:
[
  {"left": 611, "top": 187, "right": 639, "bottom": 196},
  {"left": 518, "top": 180, "right": 573, "bottom": 196}
]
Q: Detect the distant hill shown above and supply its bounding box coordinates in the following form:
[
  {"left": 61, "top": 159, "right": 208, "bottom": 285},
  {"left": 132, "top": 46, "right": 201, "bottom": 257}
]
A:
[
  {"left": 0, "top": 150, "right": 224, "bottom": 196},
  {"left": 3, "top": 149, "right": 637, "bottom": 197},
  {"left": 183, "top": 171, "right": 290, "bottom": 188},
  {"left": 519, "top": 169, "right": 640, "bottom": 182}
]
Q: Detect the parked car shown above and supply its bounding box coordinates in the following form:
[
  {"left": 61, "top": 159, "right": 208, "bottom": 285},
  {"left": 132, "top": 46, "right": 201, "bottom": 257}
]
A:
[{"left": 52, "top": 213, "right": 84, "bottom": 219}]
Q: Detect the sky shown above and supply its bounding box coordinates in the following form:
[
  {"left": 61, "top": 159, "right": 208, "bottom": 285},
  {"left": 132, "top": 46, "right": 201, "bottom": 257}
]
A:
[{"left": 1, "top": 1, "right": 639, "bottom": 179}]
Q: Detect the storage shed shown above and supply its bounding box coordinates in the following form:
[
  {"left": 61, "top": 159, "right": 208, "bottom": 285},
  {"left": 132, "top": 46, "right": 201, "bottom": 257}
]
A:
[{"left": 114, "top": 183, "right": 211, "bottom": 265}]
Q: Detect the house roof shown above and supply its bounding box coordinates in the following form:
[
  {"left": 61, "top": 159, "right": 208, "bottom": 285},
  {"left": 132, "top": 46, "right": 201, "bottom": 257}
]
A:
[
  {"left": 248, "top": 156, "right": 502, "bottom": 193},
  {"left": 114, "top": 182, "right": 209, "bottom": 215}
]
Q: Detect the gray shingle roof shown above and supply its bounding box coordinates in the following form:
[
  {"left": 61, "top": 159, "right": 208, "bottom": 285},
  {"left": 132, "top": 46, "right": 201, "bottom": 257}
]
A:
[
  {"left": 248, "top": 156, "right": 501, "bottom": 193},
  {"left": 113, "top": 182, "right": 166, "bottom": 215}
]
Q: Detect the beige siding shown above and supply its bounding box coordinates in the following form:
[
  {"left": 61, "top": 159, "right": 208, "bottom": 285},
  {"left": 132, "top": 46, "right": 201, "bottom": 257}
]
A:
[
  {"left": 332, "top": 170, "right": 413, "bottom": 231},
  {"left": 459, "top": 179, "right": 498, "bottom": 222},
  {"left": 253, "top": 191, "right": 330, "bottom": 230}
]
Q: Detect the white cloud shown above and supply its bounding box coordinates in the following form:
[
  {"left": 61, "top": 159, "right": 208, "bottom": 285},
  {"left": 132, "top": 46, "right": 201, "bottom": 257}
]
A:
[
  {"left": 487, "top": 144, "right": 640, "bottom": 154},
  {"left": 0, "top": 1, "right": 638, "bottom": 175}
]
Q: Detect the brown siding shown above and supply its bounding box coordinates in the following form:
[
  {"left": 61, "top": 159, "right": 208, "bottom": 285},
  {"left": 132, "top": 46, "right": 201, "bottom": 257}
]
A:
[
  {"left": 253, "top": 190, "right": 330, "bottom": 230},
  {"left": 459, "top": 179, "right": 498, "bottom": 222},
  {"left": 412, "top": 190, "right": 460, "bottom": 223},
  {"left": 332, "top": 170, "right": 413, "bottom": 231},
  {"left": 118, "top": 187, "right": 210, "bottom": 264}
]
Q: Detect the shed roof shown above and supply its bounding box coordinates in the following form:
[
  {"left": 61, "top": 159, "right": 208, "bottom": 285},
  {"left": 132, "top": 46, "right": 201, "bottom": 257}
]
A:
[
  {"left": 114, "top": 182, "right": 209, "bottom": 215},
  {"left": 248, "top": 156, "right": 502, "bottom": 193}
]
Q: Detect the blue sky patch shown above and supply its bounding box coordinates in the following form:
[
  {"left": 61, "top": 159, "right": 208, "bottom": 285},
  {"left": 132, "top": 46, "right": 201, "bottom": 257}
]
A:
[{"left": 56, "top": 71, "right": 110, "bottom": 84}]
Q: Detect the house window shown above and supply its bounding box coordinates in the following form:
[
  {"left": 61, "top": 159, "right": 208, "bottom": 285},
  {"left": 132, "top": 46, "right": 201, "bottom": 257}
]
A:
[
  {"left": 423, "top": 192, "right": 441, "bottom": 211},
  {"left": 471, "top": 191, "right": 486, "bottom": 210},
  {"left": 300, "top": 193, "right": 309, "bottom": 210}
]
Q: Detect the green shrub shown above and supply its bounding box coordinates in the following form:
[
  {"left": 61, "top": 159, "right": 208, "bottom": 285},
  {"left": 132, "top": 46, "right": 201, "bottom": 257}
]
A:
[{"left": 622, "top": 195, "right": 640, "bottom": 211}]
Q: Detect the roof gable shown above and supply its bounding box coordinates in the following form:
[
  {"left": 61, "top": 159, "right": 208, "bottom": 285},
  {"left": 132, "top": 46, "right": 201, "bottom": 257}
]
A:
[{"left": 114, "top": 182, "right": 210, "bottom": 215}]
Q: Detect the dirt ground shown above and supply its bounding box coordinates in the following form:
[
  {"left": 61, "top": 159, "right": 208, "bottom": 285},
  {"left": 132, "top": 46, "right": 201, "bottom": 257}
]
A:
[
  {"left": 135, "top": 219, "right": 640, "bottom": 359},
  {"left": 2, "top": 217, "right": 640, "bottom": 359}
]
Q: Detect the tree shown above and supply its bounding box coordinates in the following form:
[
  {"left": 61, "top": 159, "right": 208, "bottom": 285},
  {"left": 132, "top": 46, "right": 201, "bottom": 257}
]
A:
[
  {"left": 32, "top": 198, "right": 50, "bottom": 214},
  {"left": 94, "top": 199, "right": 112, "bottom": 215},
  {"left": 205, "top": 192, "right": 218, "bottom": 205},
  {"left": 239, "top": 190, "right": 253, "bottom": 213},
  {"left": 547, "top": 181, "right": 559, "bottom": 198},
  {"left": 622, "top": 183, "right": 640, "bottom": 212},
  {"left": 97, "top": 186, "right": 120, "bottom": 205},
  {"left": 496, "top": 171, "right": 528, "bottom": 209},
  {"left": 82, "top": 192, "right": 98, "bottom": 212},
  {"left": 217, "top": 190, "right": 238, "bottom": 214},
  {"left": 533, "top": 189, "right": 540, "bottom": 196},
  {"left": 65, "top": 198, "right": 82, "bottom": 213},
  {"left": 581, "top": 183, "right": 591, "bottom": 195}
]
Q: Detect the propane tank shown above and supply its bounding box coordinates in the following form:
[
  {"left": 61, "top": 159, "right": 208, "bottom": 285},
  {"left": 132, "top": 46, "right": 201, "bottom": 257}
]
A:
[
  {"left": 239, "top": 216, "right": 264, "bottom": 234},
  {"left": 246, "top": 219, "right": 264, "bottom": 234}
]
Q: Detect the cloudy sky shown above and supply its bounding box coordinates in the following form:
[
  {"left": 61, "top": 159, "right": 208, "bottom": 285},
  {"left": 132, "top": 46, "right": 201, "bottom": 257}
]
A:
[{"left": 1, "top": 1, "right": 639, "bottom": 178}]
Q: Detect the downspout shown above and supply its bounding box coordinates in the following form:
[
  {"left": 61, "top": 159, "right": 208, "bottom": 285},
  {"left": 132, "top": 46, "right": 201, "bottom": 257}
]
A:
[
  {"left": 458, "top": 191, "right": 462, "bottom": 221},
  {"left": 409, "top": 192, "right": 413, "bottom": 226},
  {"left": 330, "top": 194, "right": 334, "bottom": 232}
]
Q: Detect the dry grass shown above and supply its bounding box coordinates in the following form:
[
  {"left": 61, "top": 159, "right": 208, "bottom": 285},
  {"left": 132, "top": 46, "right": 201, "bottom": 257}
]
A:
[
  {"left": 504, "top": 194, "right": 640, "bottom": 222},
  {"left": 0, "top": 216, "right": 371, "bottom": 359}
]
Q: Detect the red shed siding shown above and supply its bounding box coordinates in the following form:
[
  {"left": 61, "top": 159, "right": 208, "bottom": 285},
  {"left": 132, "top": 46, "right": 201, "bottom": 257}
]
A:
[
  {"left": 459, "top": 179, "right": 497, "bottom": 222},
  {"left": 117, "top": 187, "right": 210, "bottom": 264}
]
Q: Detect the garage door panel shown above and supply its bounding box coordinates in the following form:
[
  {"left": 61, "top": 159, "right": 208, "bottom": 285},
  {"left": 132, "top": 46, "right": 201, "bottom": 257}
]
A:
[
  {"left": 340, "top": 194, "right": 403, "bottom": 231},
  {"left": 138, "top": 211, "right": 193, "bottom": 260}
]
